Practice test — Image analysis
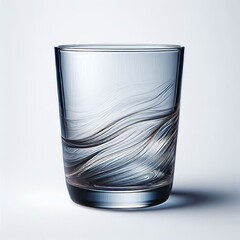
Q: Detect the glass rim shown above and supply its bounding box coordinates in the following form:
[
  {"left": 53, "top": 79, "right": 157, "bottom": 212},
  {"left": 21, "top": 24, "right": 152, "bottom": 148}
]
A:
[{"left": 55, "top": 44, "right": 184, "bottom": 52}]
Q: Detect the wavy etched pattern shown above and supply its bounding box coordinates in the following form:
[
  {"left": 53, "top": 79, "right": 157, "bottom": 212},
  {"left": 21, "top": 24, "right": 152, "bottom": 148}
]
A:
[{"left": 61, "top": 83, "right": 179, "bottom": 190}]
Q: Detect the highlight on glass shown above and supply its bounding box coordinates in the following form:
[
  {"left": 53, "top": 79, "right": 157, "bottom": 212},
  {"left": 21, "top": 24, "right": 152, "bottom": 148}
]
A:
[{"left": 55, "top": 44, "right": 184, "bottom": 209}]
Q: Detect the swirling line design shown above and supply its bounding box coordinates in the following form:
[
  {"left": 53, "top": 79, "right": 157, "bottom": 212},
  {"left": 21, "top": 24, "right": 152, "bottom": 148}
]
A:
[{"left": 61, "top": 82, "right": 179, "bottom": 190}]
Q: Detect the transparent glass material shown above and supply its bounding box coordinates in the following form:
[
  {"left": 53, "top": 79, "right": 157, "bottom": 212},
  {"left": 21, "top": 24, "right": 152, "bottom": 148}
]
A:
[{"left": 55, "top": 44, "right": 184, "bottom": 209}]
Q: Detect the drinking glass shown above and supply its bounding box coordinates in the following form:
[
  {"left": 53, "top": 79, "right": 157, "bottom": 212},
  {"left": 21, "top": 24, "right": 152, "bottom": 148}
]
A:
[{"left": 55, "top": 44, "right": 184, "bottom": 209}]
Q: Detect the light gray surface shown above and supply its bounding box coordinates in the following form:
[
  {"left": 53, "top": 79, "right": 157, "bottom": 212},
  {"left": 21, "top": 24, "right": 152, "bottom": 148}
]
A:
[{"left": 1, "top": 0, "right": 240, "bottom": 239}]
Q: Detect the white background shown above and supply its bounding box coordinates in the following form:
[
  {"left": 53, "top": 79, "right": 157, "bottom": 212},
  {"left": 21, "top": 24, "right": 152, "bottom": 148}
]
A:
[{"left": 1, "top": 0, "right": 240, "bottom": 239}]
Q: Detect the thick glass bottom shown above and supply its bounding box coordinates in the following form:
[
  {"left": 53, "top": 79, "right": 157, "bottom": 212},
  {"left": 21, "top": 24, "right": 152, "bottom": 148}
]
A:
[{"left": 67, "top": 182, "right": 172, "bottom": 209}]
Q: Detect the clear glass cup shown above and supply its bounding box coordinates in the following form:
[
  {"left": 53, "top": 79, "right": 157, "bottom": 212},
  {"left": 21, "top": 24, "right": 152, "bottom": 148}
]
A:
[{"left": 55, "top": 44, "right": 184, "bottom": 209}]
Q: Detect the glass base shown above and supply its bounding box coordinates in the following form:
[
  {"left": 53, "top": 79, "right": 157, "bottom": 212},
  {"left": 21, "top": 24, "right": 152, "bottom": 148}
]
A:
[{"left": 67, "top": 182, "right": 172, "bottom": 209}]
